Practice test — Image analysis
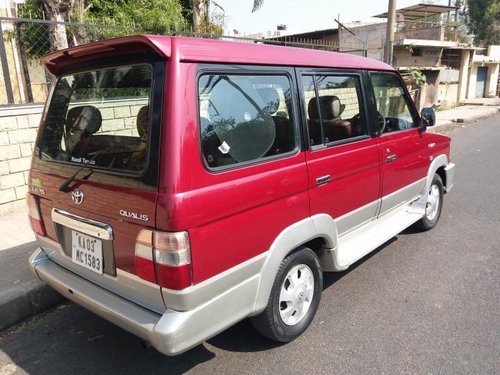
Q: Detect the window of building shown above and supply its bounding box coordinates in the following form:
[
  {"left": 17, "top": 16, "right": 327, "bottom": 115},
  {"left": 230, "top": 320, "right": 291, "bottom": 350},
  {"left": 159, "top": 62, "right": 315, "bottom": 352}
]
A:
[{"left": 411, "top": 48, "right": 423, "bottom": 57}]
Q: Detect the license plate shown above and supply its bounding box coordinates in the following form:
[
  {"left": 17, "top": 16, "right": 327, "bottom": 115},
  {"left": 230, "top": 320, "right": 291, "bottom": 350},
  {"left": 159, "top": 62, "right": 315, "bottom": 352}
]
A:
[{"left": 72, "top": 231, "right": 103, "bottom": 274}]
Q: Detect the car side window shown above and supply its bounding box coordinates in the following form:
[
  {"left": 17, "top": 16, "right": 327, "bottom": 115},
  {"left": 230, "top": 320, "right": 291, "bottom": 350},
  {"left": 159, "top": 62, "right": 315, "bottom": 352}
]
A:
[
  {"left": 302, "top": 74, "right": 367, "bottom": 147},
  {"left": 370, "top": 72, "right": 417, "bottom": 133},
  {"left": 302, "top": 75, "right": 367, "bottom": 146},
  {"left": 198, "top": 74, "right": 295, "bottom": 169}
]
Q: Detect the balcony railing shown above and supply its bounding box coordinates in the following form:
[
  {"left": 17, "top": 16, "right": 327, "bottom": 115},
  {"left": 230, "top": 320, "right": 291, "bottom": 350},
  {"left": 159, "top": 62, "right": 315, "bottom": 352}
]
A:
[{"left": 395, "top": 21, "right": 459, "bottom": 42}]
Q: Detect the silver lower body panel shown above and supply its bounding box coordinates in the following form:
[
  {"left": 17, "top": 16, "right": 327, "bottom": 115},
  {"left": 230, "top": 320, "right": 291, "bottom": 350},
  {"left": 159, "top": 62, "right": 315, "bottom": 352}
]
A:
[{"left": 29, "top": 248, "right": 258, "bottom": 355}]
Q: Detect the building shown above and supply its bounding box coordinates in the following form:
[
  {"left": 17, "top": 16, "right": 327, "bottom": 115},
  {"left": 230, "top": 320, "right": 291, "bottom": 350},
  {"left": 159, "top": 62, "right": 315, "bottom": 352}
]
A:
[
  {"left": 374, "top": 3, "right": 499, "bottom": 108},
  {"left": 268, "top": 3, "right": 500, "bottom": 109}
]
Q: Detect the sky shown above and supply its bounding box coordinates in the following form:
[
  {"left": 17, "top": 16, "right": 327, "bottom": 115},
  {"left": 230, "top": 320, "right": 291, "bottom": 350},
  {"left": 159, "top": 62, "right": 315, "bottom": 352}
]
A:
[{"left": 215, "top": 0, "right": 452, "bottom": 36}]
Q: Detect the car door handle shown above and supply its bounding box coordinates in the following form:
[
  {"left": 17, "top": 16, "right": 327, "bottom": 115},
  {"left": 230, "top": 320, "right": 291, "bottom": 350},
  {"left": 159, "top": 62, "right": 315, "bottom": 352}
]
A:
[
  {"left": 316, "top": 175, "right": 331, "bottom": 185},
  {"left": 386, "top": 154, "right": 397, "bottom": 162}
]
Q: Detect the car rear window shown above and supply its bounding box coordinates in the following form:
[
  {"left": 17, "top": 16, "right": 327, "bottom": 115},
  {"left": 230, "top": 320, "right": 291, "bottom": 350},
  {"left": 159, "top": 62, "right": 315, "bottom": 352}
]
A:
[{"left": 38, "top": 64, "right": 152, "bottom": 174}]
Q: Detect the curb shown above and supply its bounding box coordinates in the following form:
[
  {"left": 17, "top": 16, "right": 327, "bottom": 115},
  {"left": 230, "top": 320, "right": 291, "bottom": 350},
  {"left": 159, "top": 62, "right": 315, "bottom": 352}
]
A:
[
  {"left": 0, "top": 279, "right": 65, "bottom": 331},
  {"left": 435, "top": 107, "right": 500, "bottom": 128}
]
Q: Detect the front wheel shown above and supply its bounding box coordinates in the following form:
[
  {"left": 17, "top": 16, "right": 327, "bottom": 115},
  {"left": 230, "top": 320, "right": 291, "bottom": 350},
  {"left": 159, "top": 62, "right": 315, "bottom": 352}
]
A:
[
  {"left": 415, "top": 174, "right": 444, "bottom": 231},
  {"left": 251, "top": 247, "right": 322, "bottom": 342}
]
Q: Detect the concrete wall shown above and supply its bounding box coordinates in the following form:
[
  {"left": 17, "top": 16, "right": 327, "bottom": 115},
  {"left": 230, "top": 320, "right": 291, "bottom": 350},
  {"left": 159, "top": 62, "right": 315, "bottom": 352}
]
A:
[
  {"left": 467, "top": 64, "right": 478, "bottom": 99},
  {"left": 437, "top": 83, "right": 459, "bottom": 109},
  {"left": 486, "top": 64, "right": 499, "bottom": 98},
  {"left": 303, "top": 86, "right": 361, "bottom": 119},
  {"left": 395, "top": 25, "right": 443, "bottom": 41},
  {"left": 340, "top": 23, "right": 386, "bottom": 61},
  {"left": 77, "top": 99, "right": 148, "bottom": 137},
  {"left": 0, "top": 106, "right": 43, "bottom": 214},
  {"left": 487, "top": 45, "right": 500, "bottom": 59},
  {"left": 0, "top": 99, "right": 148, "bottom": 213},
  {"left": 468, "top": 46, "right": 500, "bottom": 99},
  {"left": 394, "top": 46, "right": 442, "bottom": 68},
  {"left": 433, "top": 69, "right": 459, "bottom": 109}
]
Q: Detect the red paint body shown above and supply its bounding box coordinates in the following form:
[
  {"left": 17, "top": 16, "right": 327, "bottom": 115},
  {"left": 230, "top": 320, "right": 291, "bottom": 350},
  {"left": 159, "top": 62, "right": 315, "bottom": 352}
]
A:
[{"left": 29, "top": 35, "right": 451, "bottom": 290}]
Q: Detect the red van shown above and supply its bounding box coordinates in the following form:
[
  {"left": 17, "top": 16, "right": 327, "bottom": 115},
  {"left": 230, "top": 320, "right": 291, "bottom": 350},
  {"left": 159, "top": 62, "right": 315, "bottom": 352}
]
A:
[{"left": 27, "top": 35, "right": 455, "bottom": 355}]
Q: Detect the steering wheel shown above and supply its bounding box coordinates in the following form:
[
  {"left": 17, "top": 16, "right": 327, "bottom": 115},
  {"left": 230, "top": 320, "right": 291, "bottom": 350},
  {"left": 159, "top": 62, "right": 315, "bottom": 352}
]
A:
[
  {"left": 350, "top": 113, "right": 364, "bottom": 136},
  {"left": 377, "top": 112, "right": 386, "bottom": 134},
  {"left": 351, "top": 112, "right": 386, "bottom": 135}
]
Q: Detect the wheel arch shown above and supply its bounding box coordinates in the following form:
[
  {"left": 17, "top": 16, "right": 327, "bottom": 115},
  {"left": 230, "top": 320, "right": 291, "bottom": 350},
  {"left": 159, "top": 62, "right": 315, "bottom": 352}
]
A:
[
  {"left": 251, "top": 214, "right": 337, "bottom": 315},
  {"left": 424, "top": 154, "right": 448, "bottom": 195},
  {"left": 436, "top": 166, "right": 447, "bottom": 193}
]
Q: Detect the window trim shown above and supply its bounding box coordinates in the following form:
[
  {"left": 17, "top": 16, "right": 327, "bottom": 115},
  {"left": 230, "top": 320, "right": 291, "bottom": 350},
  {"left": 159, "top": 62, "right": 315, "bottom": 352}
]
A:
[
  {"left": 195, "top": 65, "right": 301, "bottom": 173},
  {"left": 34, "top": 57, "right": 165, "bottom": 188},
  {"left": 39, "top": 63, "right": 153, "bottom": 175},
  {"left": 298, "top": 70, "right": 371, "bottom": 150},
  {"left": 368, "top": 70, "right": 420, "bottom": 137}
]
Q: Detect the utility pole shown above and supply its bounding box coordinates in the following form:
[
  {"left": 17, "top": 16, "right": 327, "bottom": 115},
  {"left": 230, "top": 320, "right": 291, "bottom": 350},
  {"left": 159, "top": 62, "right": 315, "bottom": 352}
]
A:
[{"left": 384, "top": 0, "right": 397, "bottom": 65}]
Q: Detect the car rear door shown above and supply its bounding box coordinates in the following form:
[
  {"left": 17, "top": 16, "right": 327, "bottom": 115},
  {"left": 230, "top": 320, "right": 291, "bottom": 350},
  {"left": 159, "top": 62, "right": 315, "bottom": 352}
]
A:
[
  {"left": 301, "top": 71, "right": 381, "bottom": 236},
  {"left": 29, "top": 58, "right": 166, "bottom": 313}
]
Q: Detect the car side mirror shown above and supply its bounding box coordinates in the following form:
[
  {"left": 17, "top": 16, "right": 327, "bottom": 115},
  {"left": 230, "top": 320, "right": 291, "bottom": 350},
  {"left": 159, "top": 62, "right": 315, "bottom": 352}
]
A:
[{"left": 421, "top": 107, "right": 436, "bottom": 128}]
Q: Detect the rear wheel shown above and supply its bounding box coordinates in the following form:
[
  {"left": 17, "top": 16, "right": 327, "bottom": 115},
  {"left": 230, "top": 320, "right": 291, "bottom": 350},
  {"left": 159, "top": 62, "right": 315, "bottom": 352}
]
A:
[
  {"left": 415, "top": 174, "right": 444, "bottom": 231},
  {"left": 251, "top": 247, "right": 322, "bottom": 342}
]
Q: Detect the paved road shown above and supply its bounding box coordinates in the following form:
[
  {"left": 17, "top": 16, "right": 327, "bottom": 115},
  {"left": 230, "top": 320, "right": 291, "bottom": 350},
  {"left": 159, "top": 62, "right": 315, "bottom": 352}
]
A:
[{"left": 1, "top": 116, "right": 499, "bottom": 375}]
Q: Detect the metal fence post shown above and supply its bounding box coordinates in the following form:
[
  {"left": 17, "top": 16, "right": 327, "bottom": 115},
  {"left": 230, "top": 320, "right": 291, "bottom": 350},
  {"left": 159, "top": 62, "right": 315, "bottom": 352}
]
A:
[
  {"left": 0, "top": 18, "right": 15, "bottom": 105},
  {"left": 15, "top": 21, "right": 34, "bottom": 103}
]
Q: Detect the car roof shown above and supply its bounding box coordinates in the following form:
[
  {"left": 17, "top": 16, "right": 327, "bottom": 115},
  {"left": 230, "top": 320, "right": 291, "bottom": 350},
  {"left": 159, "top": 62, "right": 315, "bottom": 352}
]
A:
[{"left": 43, "top": 35, "right": 393, "bottom": 75}]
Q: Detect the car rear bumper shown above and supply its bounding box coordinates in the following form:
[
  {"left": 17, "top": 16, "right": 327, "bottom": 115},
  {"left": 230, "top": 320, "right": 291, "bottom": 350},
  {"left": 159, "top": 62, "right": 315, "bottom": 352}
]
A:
[{"left": 29, "top": 248, "right": 259, "bottom": 355}]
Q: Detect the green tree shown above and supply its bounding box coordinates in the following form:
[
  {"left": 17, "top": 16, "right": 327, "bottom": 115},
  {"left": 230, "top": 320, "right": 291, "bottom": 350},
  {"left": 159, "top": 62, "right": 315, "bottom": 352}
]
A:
[
  {"left": 85, "top": 0, "right": 187, "bottom": 34},
  {"left": 187, "top": 0, "right": 224, "bottom": 34},
  {"left": 252, "top": 0, "right": 264, "bottom": 12},
  {"left": 467, "top": 0, "right": 500, "bottom": 46},
  {"left": 190, "top": 0, "right": 262, "bottom": 33},
  {"left": 20, "top": 0, "right": 189, "bottom": 55},
  {"left": 20, "top": 0, "right": 85, "bottom": 50}
]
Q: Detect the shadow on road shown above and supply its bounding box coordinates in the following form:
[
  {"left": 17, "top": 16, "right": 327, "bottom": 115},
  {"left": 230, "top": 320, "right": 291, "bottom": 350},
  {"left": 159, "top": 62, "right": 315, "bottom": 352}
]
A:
[
  {"left": 0, "top": 302, "right": 217, "bottom": 375},
  {"left": 0, "top": 237, "right": 398, "bottom": 373},
  {"left": 322, "top": 237, "right": 397, "bottom": 289}
]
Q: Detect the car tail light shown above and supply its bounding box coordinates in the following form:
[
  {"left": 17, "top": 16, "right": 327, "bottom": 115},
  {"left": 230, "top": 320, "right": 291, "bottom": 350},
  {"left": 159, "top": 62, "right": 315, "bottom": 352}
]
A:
[
  {"left": 134, "top": 230, "right": 156, "bottom": 283},
  {"left": 26, "top": 193, "right": 46, "bottom": 237},
  {"left": 135, "top": 229, "right": 192, "bottom": 290}
]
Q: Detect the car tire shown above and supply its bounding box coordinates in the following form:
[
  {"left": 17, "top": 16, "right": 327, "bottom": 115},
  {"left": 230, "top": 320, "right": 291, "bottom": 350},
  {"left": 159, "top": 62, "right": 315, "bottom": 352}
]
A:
[
  {"left": 251, "top": 247, "right": 322, "bottom": 342},
  {"left": 415, "top": 174, "right": 444, "bottom": 231}
]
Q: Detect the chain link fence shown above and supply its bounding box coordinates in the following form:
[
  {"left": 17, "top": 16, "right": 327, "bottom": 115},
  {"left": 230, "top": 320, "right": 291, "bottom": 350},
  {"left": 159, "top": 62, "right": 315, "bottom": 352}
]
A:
[
  {"left": 0, "top": 17, "right": 140, "bottom": 106},
  {"left": 1, "top": 16, "right": 368, "bottom": 107}
]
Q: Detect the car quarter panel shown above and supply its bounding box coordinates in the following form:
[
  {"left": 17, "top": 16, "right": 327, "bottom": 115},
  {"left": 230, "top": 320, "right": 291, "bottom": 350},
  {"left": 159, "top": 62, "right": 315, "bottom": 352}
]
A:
[{"left": 156, "top": 61, "right": 310, "bottom": 285}]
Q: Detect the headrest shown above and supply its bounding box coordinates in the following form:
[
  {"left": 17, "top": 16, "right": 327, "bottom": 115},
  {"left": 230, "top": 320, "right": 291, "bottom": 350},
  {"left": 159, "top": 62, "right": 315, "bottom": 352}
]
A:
[
  {"left": 308, "top": 98, "right": 320, "bottom": 120},
  {"left": 66, "top": 106, "right": 102, "bottom": 135},
  {"left": 136, "top": 106, "right": 149, "bottom": 140},
  {"left": 256, "top": 88, "right": 280, "bottom": 114},
  {"left": 307, "top": 96, "right": 344, "bottom": 121}
]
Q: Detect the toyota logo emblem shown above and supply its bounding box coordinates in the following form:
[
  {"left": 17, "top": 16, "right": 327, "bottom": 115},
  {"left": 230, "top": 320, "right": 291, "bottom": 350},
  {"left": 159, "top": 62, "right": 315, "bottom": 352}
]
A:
[{"left": 71, "top": 189, "right": 84, "bottom": 205}]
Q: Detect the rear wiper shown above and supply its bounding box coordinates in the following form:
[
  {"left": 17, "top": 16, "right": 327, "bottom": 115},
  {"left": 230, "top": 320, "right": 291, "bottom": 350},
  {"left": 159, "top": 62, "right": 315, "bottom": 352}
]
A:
[
  {"left": 59, "top": 166, "right": 93, "bottom": 192},
  {"left": 59, "top": 148, "right": 111, "bottom": 192}
]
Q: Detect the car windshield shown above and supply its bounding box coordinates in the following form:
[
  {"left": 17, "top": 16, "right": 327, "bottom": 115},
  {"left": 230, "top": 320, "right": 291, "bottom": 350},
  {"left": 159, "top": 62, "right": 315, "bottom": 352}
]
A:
[{"left": 38, "top": 64, "right": 152, "bottom": 173}]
